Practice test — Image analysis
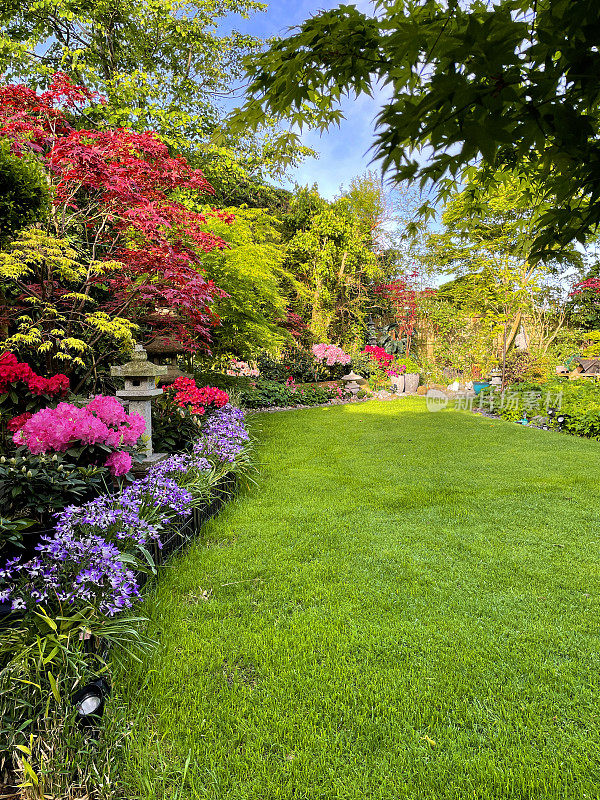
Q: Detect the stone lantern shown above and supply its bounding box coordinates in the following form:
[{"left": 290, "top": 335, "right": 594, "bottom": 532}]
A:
[
  {"left": 342, "top": 370, "right": 367, "bottom": 396},
  {"left": 111, "top": 344, "right": 167, "bottom": 465},
  {"left": 489, "top": 368, "right": 503, "bottom": 389},
  {"left": 145, "top": 332, "right": 193, "bottom": 386}
]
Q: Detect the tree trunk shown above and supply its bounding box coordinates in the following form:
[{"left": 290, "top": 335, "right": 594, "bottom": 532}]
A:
[
  {"left": 504, "top": 310, "right": 522, "bottom": 352},
  {"left": 541, "top": 312, "right": 566, "bottom": 354}
]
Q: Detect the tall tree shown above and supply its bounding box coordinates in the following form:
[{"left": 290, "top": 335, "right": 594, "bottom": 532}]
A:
[
  {"left": 198, "top": 206, "right": 300, "bottom": 360},
  {"left": 0, "top": 74, "right": 228, "bottom": 388},
  {"left": 424, "top": 176, "right": 583, "bottom": 367},
  {"left": 282, "top": 186, "right": 382, "bottom": 345},
  {"left": 339, "top": 171, "right": 431, "bottom": 283},
  {"left": 0, "top": 0, "right": 312, "bottom": 172},
  {"left": 230, "top": 0, "right": 600, "bottom": 257}
]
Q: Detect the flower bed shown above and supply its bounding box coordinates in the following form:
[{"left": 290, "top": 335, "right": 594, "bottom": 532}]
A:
[
  {"left": 0, "top": 403, "right": 252, "bottom": 790},
  {"left": 237, "top": 379, "right": 350, "bottom": 409},
  {"left": 476, "top": 380, "right": 600, "bottom": 438},
  {"left": 1, "top": 404, "right": 250, "bottom": 615}
]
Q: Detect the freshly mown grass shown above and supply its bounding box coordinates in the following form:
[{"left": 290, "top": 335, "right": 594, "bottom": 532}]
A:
[{"left": 114, "top": 398, "right": 600, "bottom": 799}]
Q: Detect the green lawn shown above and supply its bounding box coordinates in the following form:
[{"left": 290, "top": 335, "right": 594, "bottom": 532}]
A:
[{"left": 115, "top": 398, "right": 600, "bottom": 799}]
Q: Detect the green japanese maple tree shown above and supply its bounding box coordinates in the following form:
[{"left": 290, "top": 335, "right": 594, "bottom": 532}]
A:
[{"left": 230, "top": 0, "right": 600, "bottom": 258}]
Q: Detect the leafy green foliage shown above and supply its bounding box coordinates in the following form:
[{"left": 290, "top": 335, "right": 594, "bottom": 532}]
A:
[
  {"left": 152, "top": 399, "right": 202, "bottom": 455},
  {"left": 566, "top": 261, "right": 600, "bottom": 331},
  {"left": 419, "top": 288, "right": 500, "bottom": 377},
  {"left": 193, "top": 369, "right": 254, "bottom": 392},
  {"left": 502, "top": 350, "right": 551, "bottom": 385},
  {"left": 0, "top": 141, "right": 48, "bottom": 249},
  {"left": 0, "top": 228, "right": 136, "bottom": 383},
  {"left": 0, "top": 517, "right": 36, "bottom": 558},
  {"left": 199, "top": 207, "right": 296, "bottom": 360},
  {"left": 421, "top": 178, "right": 581, "bottom": 373},
  {"left": 232, "top": 0, "right": 600, "bottom": 256},
  {"left": 0, "top": 0, "right": 264, "bottom": 148},
  {"left": 282, "top": 187, "right": 382, "bottom": 344},
  {"left": 425, "top": 176, "right": 581, "bottom": 310},
  {"left": 0, "top": 453, "right": 108, "bottom": 536},
  {"left": 0, "top": 0, "right": 316, "bottom": 177},
  {"left": 195, "top": 146, "right": 294, "bottom": 211},
  {"left": 256, "top": 349, "right": 325, "bottom": 383},
  {"left": 489, "top": 378, "right": 600, "bottom": 439},
  {"left": 238, "top": 379, "right": 343, "bottom": 409},
  {"left": 152, "top": 414, "right": 201, "bottom": 455},
  {"left": 0, "top": 605, "right": 153, "bottom": 792}
]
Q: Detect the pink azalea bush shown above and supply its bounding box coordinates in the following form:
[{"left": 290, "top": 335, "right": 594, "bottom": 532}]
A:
[
  {"left": 105, "top": 450, "right": 133, "bottom": 477},
  {"left": 226, "top": 359, "right": 259, "bottom": 377},
  {"left": 312, "top": 343, "right": 351, "bottom": 367},
  {"left": 13, "top": 395, "right": 144, "bottom": 475}
]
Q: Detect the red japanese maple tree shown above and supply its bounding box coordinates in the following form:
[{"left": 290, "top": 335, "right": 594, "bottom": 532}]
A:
[
  {"left": 571, "top": 278, "right": 600, "bottom": 296},
  {"left": 0, "top": 73, "right": 232, "bottom": 352},
  {"left": 373, "top": 270, "right": 435, "bottom": 356},
  {"left": 373, "top": 271, "right": 419, "bottom": 355}
]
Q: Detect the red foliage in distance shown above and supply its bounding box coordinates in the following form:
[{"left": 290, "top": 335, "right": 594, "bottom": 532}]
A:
[
  {"left": 373, "top": 270, "right": 434, "bottom": 355},
  {"left": 570, "top": 278, "right": 600, "bottom": 296}
]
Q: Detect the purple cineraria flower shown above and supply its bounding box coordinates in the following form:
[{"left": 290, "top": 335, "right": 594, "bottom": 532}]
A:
[
  {"left": 0, "top": 535, "right": 140, "bottom": 615},
  {"left": 125, "top": 475, "right": 193, "bottom": 518},
  {"left": 55, "top": 492, "right": 164, "bottom": 547},
  {"left": 147, "top": 453, "right": 211, "bottom": 480},
  {"left": 195, "top": 405, "right": 250, "bottom": 463}
]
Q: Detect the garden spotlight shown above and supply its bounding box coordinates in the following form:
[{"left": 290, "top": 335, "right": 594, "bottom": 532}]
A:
[{"left": 72, "top": 678, "right": 110, "bottom": 727}]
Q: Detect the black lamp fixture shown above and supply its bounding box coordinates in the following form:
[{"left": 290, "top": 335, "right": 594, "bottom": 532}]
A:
[{"left": 72, "top": 678, "right": 110, "bottom": 727}]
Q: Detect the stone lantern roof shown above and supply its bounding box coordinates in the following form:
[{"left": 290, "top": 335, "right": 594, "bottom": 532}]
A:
[{"left": 111, "top": 344, "right": 167, "bottom": 393}]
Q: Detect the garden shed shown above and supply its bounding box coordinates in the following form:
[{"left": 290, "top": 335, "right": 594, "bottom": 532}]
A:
[{"left": 571, "top": 358, "right": 600, "bottom": 378}]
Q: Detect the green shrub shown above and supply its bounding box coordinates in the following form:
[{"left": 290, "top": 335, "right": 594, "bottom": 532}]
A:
[
  {"left": 256, "top": 349, "right": 328, "bottom": 383},
  {"left": 238, "top": 380, "right": 344, "bottom": 409},
  {"left": 480, "top": 379, "right": 600, "bottom": 439},
  {"left": 0, "top": 453, "right": 107, "bottom": 544},
  {"left": 350, "top": 351, "right": 376, "bottom": 378},
  {"left": 193, "top": 370, "right": 254, "bottom": 391},
  {"left": 0, "top": 140, "right": 49, "bottom": 248},
  {"left": 396, "top": 356, "right": 421, "bottom": 374},
  {"left": 502, "top": 350, "right": 551, "bottom": 384}
]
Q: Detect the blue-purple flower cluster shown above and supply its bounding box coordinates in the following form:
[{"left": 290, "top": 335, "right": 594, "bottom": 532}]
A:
[
  {"left": 0, "top": 536, "right": 140, "bottom": 616},
  {"left": 0, "top": 405, "right": 250, "bottom": 616},
  {"left": 126, "top": 475, "right": 193, "bottom": 518},
  {"left": 147, "top": 452, "right": 211, "bottom": 479},
  {"left": 194, "top": 404, "right": 249, "bottom": 463},
  {"left": 56, "top": 492, "right": 166, "bottom": 548}
]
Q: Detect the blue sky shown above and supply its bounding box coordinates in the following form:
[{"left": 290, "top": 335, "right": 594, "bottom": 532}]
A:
[{"left": 224, "top": 0, "right": 383, "bottom": 199}]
